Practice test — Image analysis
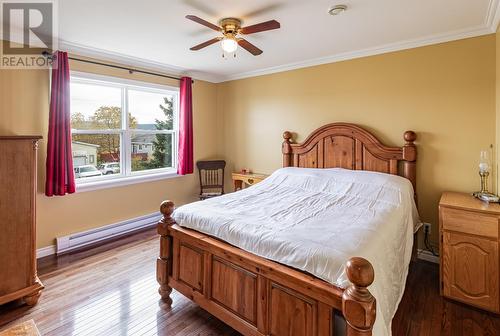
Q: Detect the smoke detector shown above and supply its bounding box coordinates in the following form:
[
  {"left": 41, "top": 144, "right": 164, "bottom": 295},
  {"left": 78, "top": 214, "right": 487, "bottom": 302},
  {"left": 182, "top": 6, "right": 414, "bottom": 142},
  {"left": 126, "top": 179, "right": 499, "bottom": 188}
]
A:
[{"left": 328, "top": 5, "right": 347, "bottom": 16}]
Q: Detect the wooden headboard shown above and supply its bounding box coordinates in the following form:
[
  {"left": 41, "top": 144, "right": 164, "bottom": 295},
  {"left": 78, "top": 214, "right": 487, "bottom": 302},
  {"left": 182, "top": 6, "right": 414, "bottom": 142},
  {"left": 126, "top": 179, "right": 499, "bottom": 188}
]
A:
[{"left": 282, "top": 123, "right": 417, "bottom": 193}]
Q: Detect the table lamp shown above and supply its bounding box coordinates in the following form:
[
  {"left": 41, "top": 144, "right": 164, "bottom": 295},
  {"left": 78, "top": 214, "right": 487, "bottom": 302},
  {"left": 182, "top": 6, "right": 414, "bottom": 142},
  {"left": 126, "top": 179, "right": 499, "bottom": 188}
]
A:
[{"left": 473, "top": 150, "right": 499, "bottom": 202}]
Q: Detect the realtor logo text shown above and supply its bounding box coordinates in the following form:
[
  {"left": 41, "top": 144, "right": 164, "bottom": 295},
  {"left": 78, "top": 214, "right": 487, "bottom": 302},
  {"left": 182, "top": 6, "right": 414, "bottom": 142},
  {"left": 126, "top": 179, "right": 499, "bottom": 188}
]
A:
[{"left": 1, "top": 0, "right": 57, "bottom": 69}]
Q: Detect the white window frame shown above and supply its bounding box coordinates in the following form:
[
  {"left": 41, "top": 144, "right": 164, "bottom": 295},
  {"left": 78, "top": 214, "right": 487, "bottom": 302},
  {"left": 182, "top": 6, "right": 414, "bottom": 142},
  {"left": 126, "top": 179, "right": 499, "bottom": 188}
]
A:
[{"left": 70, "top": 71, "right": 180, "bottom": 192}]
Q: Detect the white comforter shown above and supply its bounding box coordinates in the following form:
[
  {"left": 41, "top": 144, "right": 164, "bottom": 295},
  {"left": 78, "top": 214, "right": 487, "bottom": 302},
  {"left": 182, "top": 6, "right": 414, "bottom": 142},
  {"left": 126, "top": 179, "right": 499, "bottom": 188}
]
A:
[{"left": 173, "top": 167, "right": 419, "bottom": 336}]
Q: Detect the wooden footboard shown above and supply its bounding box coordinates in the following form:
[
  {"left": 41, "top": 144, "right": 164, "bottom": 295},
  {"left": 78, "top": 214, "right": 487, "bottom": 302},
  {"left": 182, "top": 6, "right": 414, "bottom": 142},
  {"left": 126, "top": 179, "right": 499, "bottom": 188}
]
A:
[{"left": 157, "top": 201, "right": 376, "bottom": 336}]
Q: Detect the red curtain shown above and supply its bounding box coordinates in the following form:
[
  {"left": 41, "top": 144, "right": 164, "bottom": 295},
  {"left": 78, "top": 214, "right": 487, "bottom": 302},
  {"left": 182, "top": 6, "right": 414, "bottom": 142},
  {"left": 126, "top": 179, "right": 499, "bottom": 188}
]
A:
[
  {"left": 178, "top": 77, "right": 193, "bottom": 175},
  {"left": 45, "top": 51, "right": 76, "bottom": 196}
]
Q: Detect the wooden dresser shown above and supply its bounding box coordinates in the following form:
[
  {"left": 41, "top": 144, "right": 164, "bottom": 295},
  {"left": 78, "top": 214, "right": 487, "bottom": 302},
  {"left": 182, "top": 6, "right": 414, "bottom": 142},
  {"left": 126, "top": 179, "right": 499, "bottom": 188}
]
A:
[
  {"left": 439, "top": 192, "right": 499, "bottom": 313},
  {"left": 0, "top": 136, "right": 44, "bottom": 306}
]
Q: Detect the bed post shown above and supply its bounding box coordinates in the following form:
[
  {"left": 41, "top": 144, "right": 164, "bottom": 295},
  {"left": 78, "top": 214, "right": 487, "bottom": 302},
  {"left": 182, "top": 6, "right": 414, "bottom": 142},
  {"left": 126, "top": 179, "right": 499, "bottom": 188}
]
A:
[
  {"left": 402, "top": 131, "right": 418, "bottom": 261},
  {"left": 342, "top": 257, "right": 376, "bottom": 336},
  {"left": 402, "top": 131, "right": 417, "bottom": 197},
  {"left": 157, "top": 200, "right": 175, "bottom": 305},
  {"left": 282, "top": 131, "right": 293, "bottom": 167}
]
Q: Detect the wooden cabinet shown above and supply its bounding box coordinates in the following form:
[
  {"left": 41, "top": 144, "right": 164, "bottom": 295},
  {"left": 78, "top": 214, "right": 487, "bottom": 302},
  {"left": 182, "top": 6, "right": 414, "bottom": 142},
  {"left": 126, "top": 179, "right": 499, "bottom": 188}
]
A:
[
  {"left": 0, "top": 136, "right": 44, "bottom": 307},
  {"left": 439, "top": 192, "right": 500, "bottom": 313}
]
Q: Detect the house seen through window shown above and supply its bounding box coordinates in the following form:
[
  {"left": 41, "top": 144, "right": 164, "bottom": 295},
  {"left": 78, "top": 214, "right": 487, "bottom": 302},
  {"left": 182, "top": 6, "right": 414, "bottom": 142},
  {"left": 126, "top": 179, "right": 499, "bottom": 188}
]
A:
[{"left": 70, "top": 74, "right": 179, "bottom": 182}]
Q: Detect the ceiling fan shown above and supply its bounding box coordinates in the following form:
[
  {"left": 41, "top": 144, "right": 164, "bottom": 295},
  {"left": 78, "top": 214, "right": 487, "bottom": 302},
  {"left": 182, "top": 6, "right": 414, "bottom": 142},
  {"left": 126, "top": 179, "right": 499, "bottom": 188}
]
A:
[{"left": 186, "top": 15, "right": 280, "bottom": 56}]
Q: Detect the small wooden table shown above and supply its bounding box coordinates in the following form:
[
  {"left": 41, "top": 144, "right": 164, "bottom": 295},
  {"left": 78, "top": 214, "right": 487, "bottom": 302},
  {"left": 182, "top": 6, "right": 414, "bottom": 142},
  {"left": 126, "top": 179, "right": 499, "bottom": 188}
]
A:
[{"left": 232, "top": 172, "right": 268, "bottom": 191}]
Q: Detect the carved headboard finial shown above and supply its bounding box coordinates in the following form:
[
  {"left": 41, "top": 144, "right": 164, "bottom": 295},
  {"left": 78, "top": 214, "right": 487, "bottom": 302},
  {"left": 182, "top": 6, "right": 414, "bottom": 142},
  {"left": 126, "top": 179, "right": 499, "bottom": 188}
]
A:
[
  {"left": 283, "top": 131, "right": 292, "bottom": 142},
  {"left": 404, "top": 131, "right": 417, "bottom": 145},
  {"left": 282, "top": 131, "right": 293, "bottom": 167}
]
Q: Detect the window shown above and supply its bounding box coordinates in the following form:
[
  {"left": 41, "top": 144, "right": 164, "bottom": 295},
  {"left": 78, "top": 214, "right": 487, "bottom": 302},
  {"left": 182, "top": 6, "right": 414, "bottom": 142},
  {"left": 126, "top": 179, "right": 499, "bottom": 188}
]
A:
[{"left": 70, "top": 72, "right": 179, "bottom": 188}]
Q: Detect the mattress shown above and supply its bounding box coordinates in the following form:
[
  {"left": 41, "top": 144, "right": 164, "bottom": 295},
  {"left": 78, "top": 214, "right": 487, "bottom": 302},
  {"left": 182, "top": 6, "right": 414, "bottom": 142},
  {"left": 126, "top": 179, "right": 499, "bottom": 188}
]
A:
[{"left": 173, "top": 167, "right": 420, "bottom": 336}]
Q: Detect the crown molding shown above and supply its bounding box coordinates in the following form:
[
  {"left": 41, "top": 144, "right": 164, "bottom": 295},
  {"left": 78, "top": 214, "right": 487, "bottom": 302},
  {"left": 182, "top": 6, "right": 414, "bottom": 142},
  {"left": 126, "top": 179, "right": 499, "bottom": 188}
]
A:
[
  {"left": 486, "top": 0, "right": 500, "bottom": 32},
  {"left": 59, "top": 40, "right": 225, "bottom": 83}
]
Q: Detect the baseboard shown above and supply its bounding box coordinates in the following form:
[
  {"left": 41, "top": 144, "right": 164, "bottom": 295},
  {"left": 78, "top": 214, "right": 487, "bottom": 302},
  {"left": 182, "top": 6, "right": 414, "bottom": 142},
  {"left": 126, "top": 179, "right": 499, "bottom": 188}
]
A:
[
  {"left": 55, "top": 212, "right": 161, "bottom": 255},
  {"left": 36, "top": 245, "right": 56, "bottom": 259},
  {"left": 417, "top": 249, "right": 440, "bottom": 264}
]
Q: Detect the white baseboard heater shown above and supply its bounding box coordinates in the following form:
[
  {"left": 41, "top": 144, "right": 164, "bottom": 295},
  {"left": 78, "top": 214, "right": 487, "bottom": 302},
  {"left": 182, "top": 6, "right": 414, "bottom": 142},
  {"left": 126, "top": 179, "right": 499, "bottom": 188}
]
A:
[{"left": 56, "top": 212, "right": 161, "bottom": 255}]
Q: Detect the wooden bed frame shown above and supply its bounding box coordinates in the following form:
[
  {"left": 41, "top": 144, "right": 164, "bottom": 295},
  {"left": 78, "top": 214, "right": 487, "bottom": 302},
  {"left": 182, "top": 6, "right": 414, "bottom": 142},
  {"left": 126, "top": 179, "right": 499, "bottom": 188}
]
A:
[{"left": 157, "top": 123, "right": 417, "bottom": 336}]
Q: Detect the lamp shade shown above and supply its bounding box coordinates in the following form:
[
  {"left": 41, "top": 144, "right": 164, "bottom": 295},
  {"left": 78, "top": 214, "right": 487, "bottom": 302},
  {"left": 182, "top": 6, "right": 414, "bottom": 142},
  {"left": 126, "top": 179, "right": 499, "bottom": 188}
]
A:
[
  {"left": 479, "top": 150, "right": 490, "bottom": 173},
  {"left": 221, "top": 37, "right": 238, "bottom": 53}
]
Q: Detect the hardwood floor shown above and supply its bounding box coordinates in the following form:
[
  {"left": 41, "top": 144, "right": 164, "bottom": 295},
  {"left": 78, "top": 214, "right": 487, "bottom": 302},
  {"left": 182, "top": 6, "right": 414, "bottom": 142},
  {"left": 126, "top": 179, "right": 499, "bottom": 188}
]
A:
[
  {"left": 393, "top": 260, "right": 500, "bottom": 336},
  {"left": 0, "top": 229, "right": 498, "bottom": 335}
]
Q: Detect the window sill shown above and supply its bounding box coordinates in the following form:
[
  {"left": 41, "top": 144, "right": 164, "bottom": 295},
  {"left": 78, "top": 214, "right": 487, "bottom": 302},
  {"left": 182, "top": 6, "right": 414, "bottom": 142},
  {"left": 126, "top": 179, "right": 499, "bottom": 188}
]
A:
[{"left": 75, "top": 171, "right": 180, "bottom": 193}]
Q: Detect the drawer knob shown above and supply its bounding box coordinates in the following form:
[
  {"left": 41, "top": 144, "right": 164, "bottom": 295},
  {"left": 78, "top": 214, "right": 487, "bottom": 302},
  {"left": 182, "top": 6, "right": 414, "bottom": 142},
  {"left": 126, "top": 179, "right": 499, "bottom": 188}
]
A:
[{"left": 248, "top": 178, "right": 254, "bottom": 184}]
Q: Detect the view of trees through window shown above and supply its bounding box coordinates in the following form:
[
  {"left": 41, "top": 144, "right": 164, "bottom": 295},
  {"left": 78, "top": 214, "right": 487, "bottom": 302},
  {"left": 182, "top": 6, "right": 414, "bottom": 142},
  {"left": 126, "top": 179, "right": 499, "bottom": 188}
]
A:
[
  {"left": 70, "top": 77, "right": 177, "bottom": 180},
  {"left": 141, "top": 97, "right": 174, "bottom": 170}
]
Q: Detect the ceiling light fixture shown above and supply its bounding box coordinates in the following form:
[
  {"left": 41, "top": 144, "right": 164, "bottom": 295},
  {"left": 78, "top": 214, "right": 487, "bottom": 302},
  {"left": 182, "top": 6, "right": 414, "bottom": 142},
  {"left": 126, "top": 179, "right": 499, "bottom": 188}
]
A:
[
  {"left": 328, "top": 4, "right": 347, "bottom": 16},
  {"left": 187, "top": 15, "right": 279, "bottom": 56},
  {"left": 221, "top": 35, "right": 238, "bottom": 53}
]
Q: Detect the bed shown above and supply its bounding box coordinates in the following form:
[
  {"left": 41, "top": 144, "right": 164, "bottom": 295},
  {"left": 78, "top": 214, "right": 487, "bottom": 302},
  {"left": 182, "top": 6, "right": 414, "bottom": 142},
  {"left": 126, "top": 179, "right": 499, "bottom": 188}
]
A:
[{"left": 156, "top": 123, "right": 418, "bottom": 336}]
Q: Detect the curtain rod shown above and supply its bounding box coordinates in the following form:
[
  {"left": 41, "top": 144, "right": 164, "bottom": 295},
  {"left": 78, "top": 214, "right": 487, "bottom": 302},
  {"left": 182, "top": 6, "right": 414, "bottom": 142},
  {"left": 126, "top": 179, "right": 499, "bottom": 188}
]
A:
[{"left": 41, "top": 51, "right": 192, "bottom": 83}]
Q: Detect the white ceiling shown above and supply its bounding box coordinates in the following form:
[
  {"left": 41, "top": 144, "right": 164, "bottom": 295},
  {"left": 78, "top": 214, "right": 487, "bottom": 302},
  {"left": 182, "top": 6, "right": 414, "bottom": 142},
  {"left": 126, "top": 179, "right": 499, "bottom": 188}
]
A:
[{"left": 57, "top": 0, "right": 500, "bottom": 82}]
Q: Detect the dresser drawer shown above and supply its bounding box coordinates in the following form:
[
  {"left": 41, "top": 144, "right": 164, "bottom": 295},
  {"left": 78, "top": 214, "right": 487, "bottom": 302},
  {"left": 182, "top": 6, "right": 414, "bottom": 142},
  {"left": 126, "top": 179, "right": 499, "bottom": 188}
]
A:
[{"left": 441, "top": 207, "right": 499, "bottom": 238}]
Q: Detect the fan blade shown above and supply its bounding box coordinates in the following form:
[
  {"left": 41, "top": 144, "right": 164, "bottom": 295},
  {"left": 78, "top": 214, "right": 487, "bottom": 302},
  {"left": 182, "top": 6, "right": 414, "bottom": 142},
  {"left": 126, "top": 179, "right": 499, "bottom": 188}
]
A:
[
  {"left": 238, "top": 39, "right": 263, "bottom": 56},
  {"left": 190, "top": 37, "right": 222, "bottom": 51},
  {"left": 240, "top": 20, "right": 280, "bottom": 34},
  {"left": 186, "top": 15, "right": 220, "bottom": 32}
]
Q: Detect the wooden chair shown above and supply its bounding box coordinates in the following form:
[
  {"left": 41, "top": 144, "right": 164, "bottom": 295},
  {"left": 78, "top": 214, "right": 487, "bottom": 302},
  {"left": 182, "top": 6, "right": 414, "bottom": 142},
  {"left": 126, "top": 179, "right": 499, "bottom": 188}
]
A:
[{"left": 196, "top": 160, "right": 226, "bottom": 200}]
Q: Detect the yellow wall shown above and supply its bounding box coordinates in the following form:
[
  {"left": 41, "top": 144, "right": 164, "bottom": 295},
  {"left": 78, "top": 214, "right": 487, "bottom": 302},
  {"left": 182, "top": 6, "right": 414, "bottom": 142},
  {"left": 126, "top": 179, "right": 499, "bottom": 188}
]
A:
[
  {"left": 217, "top": 35, "right": 496, "bottom": 246},
  {"left": 0, "top": 56, "right": 219, "bottom": 248}
]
